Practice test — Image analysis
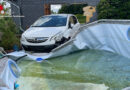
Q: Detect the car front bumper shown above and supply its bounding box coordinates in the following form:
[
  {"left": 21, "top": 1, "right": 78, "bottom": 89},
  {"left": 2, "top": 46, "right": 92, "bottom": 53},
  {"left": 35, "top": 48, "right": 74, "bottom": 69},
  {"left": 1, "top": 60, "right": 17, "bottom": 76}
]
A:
[{"left": 22, "top": 44, "right": 57, "bottom": 52}]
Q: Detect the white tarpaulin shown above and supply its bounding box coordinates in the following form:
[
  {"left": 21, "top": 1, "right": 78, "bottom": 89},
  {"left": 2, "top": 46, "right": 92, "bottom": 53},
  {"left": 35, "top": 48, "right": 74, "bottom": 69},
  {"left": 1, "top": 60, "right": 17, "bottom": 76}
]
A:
[
  {"left": 7, "top": 19, "right": 130, "bottom": 61},
  {"left": 0, "top": 57, "right": 20, "bottom": 90}
]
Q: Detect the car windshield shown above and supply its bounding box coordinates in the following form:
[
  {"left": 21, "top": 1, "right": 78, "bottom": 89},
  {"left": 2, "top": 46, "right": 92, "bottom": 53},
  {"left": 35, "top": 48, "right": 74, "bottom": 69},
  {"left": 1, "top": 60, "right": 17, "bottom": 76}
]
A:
[{"left": 32, "top": 16, "right": 67, "bottom": 27}]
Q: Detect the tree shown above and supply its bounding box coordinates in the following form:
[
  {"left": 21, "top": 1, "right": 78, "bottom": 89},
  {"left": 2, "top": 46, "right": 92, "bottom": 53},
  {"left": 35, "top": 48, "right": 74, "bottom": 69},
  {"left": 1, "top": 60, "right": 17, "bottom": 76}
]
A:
[
  {"left": 0, "top": 17, "right": 20, "bottom": 50},
  {"left": 0, "top": 2, "right": 20, "bottom": 50},
  {"left": 58, "top": 4, "right": 88, "bottom": 14},
  {"left": 97, "top": 0, "right": 130, "bottom": 19}
]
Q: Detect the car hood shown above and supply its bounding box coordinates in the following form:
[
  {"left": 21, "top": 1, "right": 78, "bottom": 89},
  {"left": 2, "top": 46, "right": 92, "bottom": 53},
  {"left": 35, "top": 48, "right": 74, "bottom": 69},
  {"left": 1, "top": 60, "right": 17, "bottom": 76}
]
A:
[{"left": 23, "top": 27, "right": 67, "bottom": 38}]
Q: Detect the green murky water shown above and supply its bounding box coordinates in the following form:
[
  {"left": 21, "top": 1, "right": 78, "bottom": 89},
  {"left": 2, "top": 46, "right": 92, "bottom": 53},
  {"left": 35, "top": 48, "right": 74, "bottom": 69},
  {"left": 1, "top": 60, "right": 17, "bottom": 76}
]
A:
[{"left": 17, "top": 50, "right": 130, "bottom": 90}]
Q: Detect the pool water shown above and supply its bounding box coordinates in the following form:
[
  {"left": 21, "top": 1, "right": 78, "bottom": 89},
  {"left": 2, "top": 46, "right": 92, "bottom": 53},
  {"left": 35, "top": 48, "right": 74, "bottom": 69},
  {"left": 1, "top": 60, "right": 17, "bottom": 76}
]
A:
[{"left": 17, "top": 50, "right": 130, "bottom": 90}]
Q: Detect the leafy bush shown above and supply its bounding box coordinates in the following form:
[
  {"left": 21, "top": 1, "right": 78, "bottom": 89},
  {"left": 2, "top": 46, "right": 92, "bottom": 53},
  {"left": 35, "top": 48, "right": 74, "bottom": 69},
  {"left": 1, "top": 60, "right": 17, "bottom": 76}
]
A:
[
  {"left": 59, "top": 4, "right": 88, "bottom": 14},
  {"left": 0, "top": 17, "right": 20, "bottom": 50},
  {"left": 97, "top": 0, "right": 130, "bottom": 19},
  {"left": 76, "top": 14, "right": 86, "bottom": 23}
]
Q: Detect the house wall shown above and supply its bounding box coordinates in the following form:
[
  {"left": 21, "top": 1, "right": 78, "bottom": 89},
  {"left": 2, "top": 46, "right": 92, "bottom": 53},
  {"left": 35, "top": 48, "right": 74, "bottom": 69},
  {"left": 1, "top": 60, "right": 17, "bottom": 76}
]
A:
[
  {"left": 11, "top": 0, "right": 44, "bottom": 29},
  {"left": 20, "top": 0, "right": 44, "bottom": 29},
  {"left": 11, "top": 0, "right": 100, "bottom": 30},
  {"left": 44, "top": 0, "right": 100, "bottom": 6}
]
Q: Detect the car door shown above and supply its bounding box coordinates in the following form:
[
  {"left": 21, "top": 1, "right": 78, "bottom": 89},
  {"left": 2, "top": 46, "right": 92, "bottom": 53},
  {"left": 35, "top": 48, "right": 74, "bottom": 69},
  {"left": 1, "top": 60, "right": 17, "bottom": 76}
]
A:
[
  {"left": 72, "top": 16, "right": 80, "bottom": 32},
  {"left": 68, "top": 16, "right": 80, "bottom": 37},
  {"left": 63, "top": 15, "right": 80, "bottom": 39}
]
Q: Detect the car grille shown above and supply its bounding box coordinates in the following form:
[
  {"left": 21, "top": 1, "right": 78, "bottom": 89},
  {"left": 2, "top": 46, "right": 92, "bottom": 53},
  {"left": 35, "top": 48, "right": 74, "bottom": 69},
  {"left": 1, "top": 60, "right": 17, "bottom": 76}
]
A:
[
  {"left": 26, "top": 37, "right": 48, "bottom": 43},
  {"left": 22, "top": 45, "right": 56, "bottom": 52}
]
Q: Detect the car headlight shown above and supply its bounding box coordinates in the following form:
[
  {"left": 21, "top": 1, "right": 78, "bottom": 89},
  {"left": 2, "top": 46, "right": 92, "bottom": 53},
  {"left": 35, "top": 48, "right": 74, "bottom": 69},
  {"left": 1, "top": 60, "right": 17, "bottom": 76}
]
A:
[
  {"left": 51, "top": 32, "right": 63, "bottom": 42},
  {"left": 21, "top": 35, "right": 26, "bottom": 42}
]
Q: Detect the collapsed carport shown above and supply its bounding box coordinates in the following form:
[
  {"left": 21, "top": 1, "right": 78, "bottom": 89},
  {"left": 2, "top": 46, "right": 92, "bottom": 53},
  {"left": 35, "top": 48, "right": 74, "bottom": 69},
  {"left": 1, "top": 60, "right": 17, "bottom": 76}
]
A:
[
  {"left": 2, "top": 0, "right": 130, "bottom": 90},
  {"left": 6, "top": 19, "right": 130, "bottom": 90}
]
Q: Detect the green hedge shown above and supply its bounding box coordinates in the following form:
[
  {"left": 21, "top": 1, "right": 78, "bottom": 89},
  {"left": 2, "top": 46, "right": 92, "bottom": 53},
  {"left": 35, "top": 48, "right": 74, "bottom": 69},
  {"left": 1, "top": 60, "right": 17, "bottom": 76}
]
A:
[{"left": 76, "top": 14, "right": 86, "bottom": 24}]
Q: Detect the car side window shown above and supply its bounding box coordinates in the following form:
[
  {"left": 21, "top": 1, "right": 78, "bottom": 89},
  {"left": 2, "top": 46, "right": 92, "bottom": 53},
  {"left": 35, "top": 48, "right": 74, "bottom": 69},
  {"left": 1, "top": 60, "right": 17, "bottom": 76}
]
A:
[
  {"left": 68, "top": 16, "right": 74, "bottom": 28},
  {"left": 72, "top": 16, "right": 77, "bottom": 24},
  {"left": 68, "top": 16, "right": 78, "bottom": 28},
  {"left": 69, "top": 16, "right": 74, "bottom": 24}
]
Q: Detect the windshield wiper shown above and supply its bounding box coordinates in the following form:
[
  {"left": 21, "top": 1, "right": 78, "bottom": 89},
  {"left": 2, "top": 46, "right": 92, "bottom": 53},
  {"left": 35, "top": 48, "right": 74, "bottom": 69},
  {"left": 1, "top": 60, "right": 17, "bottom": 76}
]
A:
[{"left": 31, "top": 26, "right": 42, "bottom": 27}]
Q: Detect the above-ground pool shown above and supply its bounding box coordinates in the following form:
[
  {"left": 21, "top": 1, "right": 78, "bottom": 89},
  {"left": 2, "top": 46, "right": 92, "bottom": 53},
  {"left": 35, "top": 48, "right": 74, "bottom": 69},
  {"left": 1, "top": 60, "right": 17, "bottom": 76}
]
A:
[{"left": 17, "top": 50, "right": 130, "bottom": 90}]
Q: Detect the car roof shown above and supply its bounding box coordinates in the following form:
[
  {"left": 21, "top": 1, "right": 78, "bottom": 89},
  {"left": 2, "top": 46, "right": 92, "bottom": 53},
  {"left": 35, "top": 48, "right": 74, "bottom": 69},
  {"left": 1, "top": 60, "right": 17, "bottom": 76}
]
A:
[{"left": 44, "top": 14, "right": 73, "bottom": 17}]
